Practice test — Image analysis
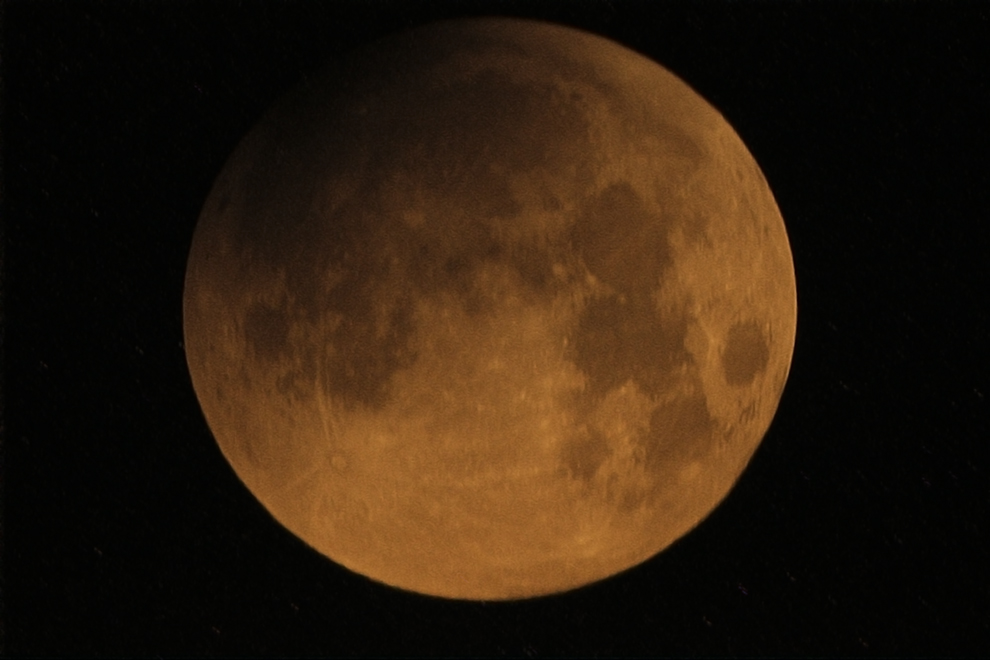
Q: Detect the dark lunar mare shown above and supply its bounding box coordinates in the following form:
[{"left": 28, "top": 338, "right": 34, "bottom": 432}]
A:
[
  {"left": 721, "top": 320, "right": 770, "bottom": 386},
  {"left": 563, "top": 181, "right": 718, "bottom": 495}
]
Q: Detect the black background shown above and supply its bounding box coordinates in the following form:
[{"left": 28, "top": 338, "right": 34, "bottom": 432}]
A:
[{"left": 5, "top": 1, "right": 988, "bottom": 656}]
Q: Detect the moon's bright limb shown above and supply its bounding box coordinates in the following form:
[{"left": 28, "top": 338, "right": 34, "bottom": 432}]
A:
[{"left": 183, "top": 18, "right": 796, "bottom": 600}]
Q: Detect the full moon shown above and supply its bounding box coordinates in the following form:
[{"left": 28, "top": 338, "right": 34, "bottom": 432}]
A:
[{"left": 183, "top": 18, "right": 796, "bottom": 600}]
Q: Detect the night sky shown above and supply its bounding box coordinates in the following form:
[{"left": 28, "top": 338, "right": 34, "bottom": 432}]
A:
[{"left": 5, "top": 1, "right": 988, "bottom": 656}]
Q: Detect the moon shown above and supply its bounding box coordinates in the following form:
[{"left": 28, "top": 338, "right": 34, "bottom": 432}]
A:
[{"left": 183, "top": 18, "right": 796, "bottom": 600}]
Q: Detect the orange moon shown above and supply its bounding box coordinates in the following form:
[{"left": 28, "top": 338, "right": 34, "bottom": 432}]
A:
[{"left": 183, "top": 18, "right": 796, "bottom": 600}]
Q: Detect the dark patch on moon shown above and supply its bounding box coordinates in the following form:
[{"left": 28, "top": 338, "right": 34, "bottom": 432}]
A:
[
  {"left": 320, "top": 292, "right": 418, "bottom": 411},
  {"left": 243, "top": 300, "right": 290, "bottom": 364},
  {"left": 242, "top": 211, "right": 420, "bottom": 412},
  {"left": 652, "top": 121, "right": 708, "bottom": 166},
  {"left": 276, "top": 364, "right": 315, "bottom": 402},
  {"left": 567, "top": 180, "right": 695, "bottom": 403},
  {"left": 215, "top": 189, "right": 231, "bottom": 216},
  {"left": 404, "top": 221, "right": 501, "bottom": 296},
  {"left": 721, "top": 321, "right": 770, "bottom": 386},
  {"left": 379, "top": 68, "right": 594, "bottom": 231},
  {"left": 571, "top": 182, "right": 673, "bottom": 296},
  {"left": 510, "top": 241, "right": 557, "bottom": 293},
  {"left": 570, "top": 294, "right": 691, "bottom": 400},
  {"left": 642, "top": 389, "right": 716, "bottom": 477},
  {"left": 226, "top": 136, "right": 332, "bottom": 280},
  {"left": 559, "top": 426, "right": 611, "bottom": 483},
  {"left": 389, "top": 199, "right": 561, "bottom": 320}
]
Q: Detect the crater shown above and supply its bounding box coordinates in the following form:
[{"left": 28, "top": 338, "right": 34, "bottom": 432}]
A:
[{"left": 721, "top": 320, "right": 770, "bottom": 386}]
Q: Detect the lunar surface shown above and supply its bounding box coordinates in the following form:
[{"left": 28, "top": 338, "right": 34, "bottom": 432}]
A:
[{"left": 183, "top": 18, "right": 797, "bottom": 600}]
